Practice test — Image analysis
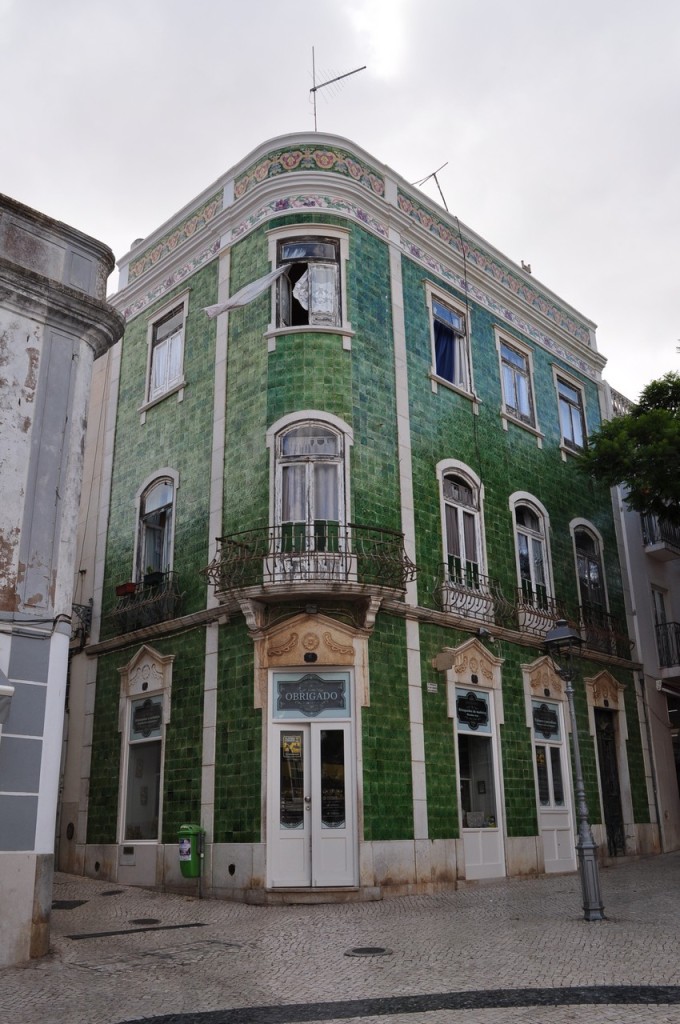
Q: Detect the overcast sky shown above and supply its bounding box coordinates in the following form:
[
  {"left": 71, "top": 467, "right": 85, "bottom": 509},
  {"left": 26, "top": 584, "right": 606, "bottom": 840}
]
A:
[{"left": 2, "top": 0, "right": 678, "bottom": 401}]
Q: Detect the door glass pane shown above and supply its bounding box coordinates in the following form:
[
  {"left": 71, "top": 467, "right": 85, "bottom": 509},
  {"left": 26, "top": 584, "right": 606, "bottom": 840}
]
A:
[
  {"left": 535, "top": 745, "right": 550, "bottom": 806},
  {"left": 458, "top": 734, "right": 497, "bottom": 827},
  {"left": 124, "top": 740, "right": 161, "bottom": 840},
  {"left": 281, "top": 465, "right": 305, "bottom": 523},
  {"left": 280, "top": 731, "right": 304, "bottom": 829},
  {"left": 313, "top": 463, "right": 339, "bottom": 522},
  {"left": 550, "top": 746, "right": 565, "bottom": 806},
  {"left": 320, "top": 730, "right": 345, "bottom": 828}
]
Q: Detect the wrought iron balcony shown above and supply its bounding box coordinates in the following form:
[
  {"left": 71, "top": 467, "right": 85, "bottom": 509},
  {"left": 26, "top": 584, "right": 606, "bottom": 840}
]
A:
[
  {"left": 433, "top": 565, "right": 497, "bottom": 623},
  {"left": 514, "top": 589, "right": 569, "bottom": 639},
  {"left": 201, "top": 523, "right": 416, "bottom": 598},
  {"left": 656, "top": 622, "right": 680, "bottom": 669},
  {"left": 641, "top": 515, "right": 680, "bottom": 560},
  {"left": 109, "top": 571, "right": 182, "bottom": 634},
  {"left": 578, "top": 606, "right": 632, "bottom": 660}
]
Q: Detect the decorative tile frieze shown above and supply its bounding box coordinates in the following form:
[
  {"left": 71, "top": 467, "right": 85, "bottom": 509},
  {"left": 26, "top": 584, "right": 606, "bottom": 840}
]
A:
[
  {"left": 398, "top": 191, "right": 592, "bottom": 351},
  {"left": 128, "top": 193, "right": 223, "bottom": 283},
  {"left": 121, "top": 240, "right": 221, "bottom": 321},
  {"left": 234, "top": 146, "right": 385, "bottom": 200},
  {"left": 231, "top": 193, "right": 388, "bottom": 241}
]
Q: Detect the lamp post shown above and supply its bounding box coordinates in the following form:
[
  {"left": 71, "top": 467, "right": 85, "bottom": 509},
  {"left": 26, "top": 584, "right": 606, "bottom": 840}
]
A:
[{"left": 544, "top": 618, "right": 605, "bottom": 921}]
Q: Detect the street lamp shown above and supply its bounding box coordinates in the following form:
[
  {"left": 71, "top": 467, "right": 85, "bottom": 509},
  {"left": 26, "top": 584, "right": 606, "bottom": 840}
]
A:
[{"left": 544, "top": 618, "right": 605, "bottom": 921}]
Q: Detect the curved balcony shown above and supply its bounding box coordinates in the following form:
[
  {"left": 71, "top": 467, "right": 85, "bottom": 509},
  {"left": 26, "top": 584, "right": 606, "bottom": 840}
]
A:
[{"left": 201, "top": 522, "right": 416, "bottom": 603}]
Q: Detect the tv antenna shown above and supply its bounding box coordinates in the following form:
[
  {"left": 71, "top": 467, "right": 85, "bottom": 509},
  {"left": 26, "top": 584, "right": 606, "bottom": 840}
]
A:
[
  {"left": 413, "top": 162, "right": 449, "bottom": 212},
  {"left": 311, "top": 47, "right": 366, "bottom": 131}
]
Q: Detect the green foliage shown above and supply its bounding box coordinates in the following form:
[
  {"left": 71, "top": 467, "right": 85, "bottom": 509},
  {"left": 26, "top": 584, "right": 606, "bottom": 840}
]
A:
[{"left": 580, "top": 372, "right": 680, "bottom": 525}]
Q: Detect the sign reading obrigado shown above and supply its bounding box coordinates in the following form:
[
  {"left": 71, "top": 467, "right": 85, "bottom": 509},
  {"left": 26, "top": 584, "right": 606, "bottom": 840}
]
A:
[
  {"left": 276, "top": 674, "right": 347, "bottom": 718},
  {"left": 456, "top": 690, "right": 489, "bottom": 730},
  {"left": 533, "top": 702, "right": 559, "bottom": 739}
]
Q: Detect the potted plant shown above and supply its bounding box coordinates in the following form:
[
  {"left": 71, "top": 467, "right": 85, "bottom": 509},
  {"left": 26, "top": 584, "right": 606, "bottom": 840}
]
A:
[
  {"left": 115, "top": 581, "right": 137, "bottom": 597},
  {"left": 144, "top": 567, "right": 165, "bottom": 586}
]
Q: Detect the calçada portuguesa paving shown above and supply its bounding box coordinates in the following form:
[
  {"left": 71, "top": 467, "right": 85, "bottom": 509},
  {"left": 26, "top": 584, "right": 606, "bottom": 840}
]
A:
[{"left": 3, "top": 853, "right": 680, "bottom": 1024}]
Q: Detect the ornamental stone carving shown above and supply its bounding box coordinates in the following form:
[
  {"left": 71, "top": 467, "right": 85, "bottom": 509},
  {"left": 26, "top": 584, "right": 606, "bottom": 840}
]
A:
[{"left": 588, "top": 670, "right": 622, "bottom": 710}]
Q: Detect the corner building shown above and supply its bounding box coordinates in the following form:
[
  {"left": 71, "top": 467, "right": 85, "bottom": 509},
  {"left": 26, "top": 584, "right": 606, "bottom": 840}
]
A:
[{"left": 61, "top": 133, "right": 656, "bottom": 900}]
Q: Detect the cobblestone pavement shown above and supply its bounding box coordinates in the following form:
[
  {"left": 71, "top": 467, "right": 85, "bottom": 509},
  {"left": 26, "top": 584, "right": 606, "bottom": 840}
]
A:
[{"left": 3, "top": 853, "right": 680, "bottom": 1024}]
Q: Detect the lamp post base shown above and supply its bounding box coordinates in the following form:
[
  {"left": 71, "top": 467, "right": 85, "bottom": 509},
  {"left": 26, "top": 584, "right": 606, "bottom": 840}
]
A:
[{"left": 576, "top": 839, "right": 605, "bottom": 921}]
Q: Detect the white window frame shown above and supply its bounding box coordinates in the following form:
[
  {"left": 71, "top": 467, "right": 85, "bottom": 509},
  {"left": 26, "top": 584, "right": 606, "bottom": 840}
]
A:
[
  {"left": 569, "top": 518, "right": 610, "bottom": 619},
  {"left": 132, "top": 469, "right": 179, "bottom": 582},
  {"left": 552, "top": 367, "right": 587, "bottom": 458},
  {"left": 140, "top": 291, "right": 190, "bottom": 418},
  {"left": 437, "top": 460, "right": 487, "bottom": 587},
  {"left": 266, "top": 226, "right": 353, "bottom": 349},
  {"left": 509, "top": 492, "right": 554, "bottom": 610},
  {"left": 425, "top": 283, "right": 474, "bottom": 399},
  {"left": 494, "top": 329, "right": 542, "bottom": 443}
]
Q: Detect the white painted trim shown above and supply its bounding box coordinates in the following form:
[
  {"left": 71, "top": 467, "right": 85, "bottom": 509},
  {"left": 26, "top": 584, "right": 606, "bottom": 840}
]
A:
[
  {"left": 508, "top": 491, "right": 556, "bottom": 602},
  {"left": 141, "top": 289, "right": 191, "bottom": 413},
  {"left": 435, "top": 459, "right": 489, "bottom": 580},
  {"left": 132, "top": 469, "right": 180, "bottom": 579},
  {"left": 424, "top": 281, "right": 475, "bottom": 399},
  {"left": 266, "top": 224, "right": 352, "bottom": 335}
]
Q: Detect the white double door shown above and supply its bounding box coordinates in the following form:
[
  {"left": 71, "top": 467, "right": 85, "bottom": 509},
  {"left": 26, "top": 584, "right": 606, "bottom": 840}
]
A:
[{"left": 267, "top": 721, "right": 356, "bottom": 888}]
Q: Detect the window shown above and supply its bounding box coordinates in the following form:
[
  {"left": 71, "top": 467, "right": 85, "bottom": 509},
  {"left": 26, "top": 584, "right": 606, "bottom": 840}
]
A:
[
  {"left": 514, "top": 502, "right": 549, "bottom": 608},
  {"left": 147, "top": 304, "right": 185, "bottom": 402},
  {"left": 137, "top": 477, "right": 174, "bottom": 578},
  {"left": 499, "top": 339, "right": 535, "bottom": 426},
  {"left": 556, "top": 376, "right": 586, "bottom": 450},
  {"left": 574, "top": 526, "right": 605, "bottom": 624},
  {"left": 123, "top": 695, "right": 163, "bottom": 841},
  {"left": 429, "top": 291, "right": 470, "bottom": 390},
  {"left": 275, "top": 422, "right": 345, "bottom": 553},
  {"left": 442, "top": 471, "right": 482, "bottom": 588},
  {"left": 277, "top": 238, "right": 340, "bottom": 327}
]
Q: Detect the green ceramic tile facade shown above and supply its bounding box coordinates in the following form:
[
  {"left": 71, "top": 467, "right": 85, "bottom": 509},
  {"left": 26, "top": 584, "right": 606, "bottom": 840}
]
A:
[
  {"left": 102, "top": 262, "right": 219, "bottom": 630},
  {"left": 363, "top": 615, "right": 414, "bottom": 841},
  {"left": 87, "top": 632, "right": 205, "bottom": 844},
  {"left": 213, "top": 621, "right": 261, "bottom": 843},
  {"left": 419, "top": 622, "right": 460, "bottom": 839}
]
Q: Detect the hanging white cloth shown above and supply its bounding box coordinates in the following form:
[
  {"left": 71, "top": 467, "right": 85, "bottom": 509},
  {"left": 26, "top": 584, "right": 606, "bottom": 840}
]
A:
[{"left": 203, "top": 265, "right": 287, "bottom": 318}]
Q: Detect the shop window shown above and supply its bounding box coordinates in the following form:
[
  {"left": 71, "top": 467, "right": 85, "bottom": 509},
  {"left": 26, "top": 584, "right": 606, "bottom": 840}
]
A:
[{"left": 277, "top": 238, "right": 340, "bottom": 327}]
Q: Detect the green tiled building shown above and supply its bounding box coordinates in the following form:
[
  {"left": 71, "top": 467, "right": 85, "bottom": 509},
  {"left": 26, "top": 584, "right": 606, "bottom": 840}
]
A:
[{"left": 59, "top": 134, "right": 656, "bottom": 899}]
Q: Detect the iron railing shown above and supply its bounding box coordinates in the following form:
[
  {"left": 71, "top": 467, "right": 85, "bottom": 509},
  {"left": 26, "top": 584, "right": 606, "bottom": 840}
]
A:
[
  {"left": 579, "top": 606, "right": 632, "bottom": 660},
  {"left": 656, "top": 622, "right": 680, "bottom": 668},
  {"left": 641, "top": 514, "right": 680, "bottom": 552},
  {"left": 201, "top": 523, "right": 417, "bottom": 593},
  {"left": 433, "top": 566, "right": 498, "bottom": 623},
  {"left": 110, "top": 571, "right": 182, "bottom": 633}
]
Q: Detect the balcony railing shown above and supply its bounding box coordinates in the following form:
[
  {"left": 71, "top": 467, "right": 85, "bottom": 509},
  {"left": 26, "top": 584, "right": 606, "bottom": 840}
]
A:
[
  {"left": 434, "top": 565, "right": 497, "bottom": 623},
  {"left": 641, "top": 515, "right": 680, "bottom": 557},
  {"left": 656, "top": 622, "right": 680, "bottom": 668},
  {"left": 202, "top": 523, "right": 417, "bottom": 595},
  {"left": 579, "top": 606, "right": 632, "bottom": 660},
  {"left": 109, "top": 571, "right": 182, "bottom": 633},
  {"left": 515, "top": 590, "right": 570, "bottom": 640}
]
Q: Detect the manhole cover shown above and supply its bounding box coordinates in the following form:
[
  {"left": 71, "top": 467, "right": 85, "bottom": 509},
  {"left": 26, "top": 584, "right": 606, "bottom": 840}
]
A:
[
  {"left": 344, "top": 946, "right": 392, "bottom": 957},
  {"left": 52, "top": 900, "right": 88, "bottom": 911},
  {"left": 100, "top": 890, "right": 124, "bottom": 896},
  {"left": 130, "top": 918, "right": 161, "bottom": 925}
]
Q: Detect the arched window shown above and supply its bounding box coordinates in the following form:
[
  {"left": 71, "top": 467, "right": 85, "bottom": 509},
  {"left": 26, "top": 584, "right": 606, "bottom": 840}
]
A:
[
  {"left": 275, "top": 422, "right": 345, "bottom": 553},
  {"left": 442, "top": 470, "right": 482, "bottom": 588},
  {"left": 514, "top": 502, "right": 549, "bottom": 608},
  {"left": 574, "top": 526, "right": 605, "bottom": 624},
  {"left": 137, "top": 477, "right": 174, "bottom": 578}
]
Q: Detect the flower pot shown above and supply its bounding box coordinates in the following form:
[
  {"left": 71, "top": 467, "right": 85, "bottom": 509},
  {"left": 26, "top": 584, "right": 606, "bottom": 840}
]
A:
[{"left": 115, "top": 581, "right": 137, "bottom": 597}]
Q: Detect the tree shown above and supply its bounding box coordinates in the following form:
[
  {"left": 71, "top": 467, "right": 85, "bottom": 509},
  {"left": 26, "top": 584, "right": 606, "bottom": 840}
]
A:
[{"left": 579, "top": 372, "right": 680, "bottom": 526}]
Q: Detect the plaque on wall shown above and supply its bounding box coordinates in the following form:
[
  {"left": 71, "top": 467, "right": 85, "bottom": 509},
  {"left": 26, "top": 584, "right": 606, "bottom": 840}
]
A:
[
  {"left": 456, "top": 690, "right": 489, "bottom": 731},
  {"left": 532, "top": 702, "right": 560, "bottom": 740},
  {"left": 276, "top": 674, "right": 347, "bottom": 718}
]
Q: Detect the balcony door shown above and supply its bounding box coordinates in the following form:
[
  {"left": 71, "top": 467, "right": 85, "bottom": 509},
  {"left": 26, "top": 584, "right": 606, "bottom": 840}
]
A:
[{"left": 267, "top": 672, "right": 357, "bottom": 888}]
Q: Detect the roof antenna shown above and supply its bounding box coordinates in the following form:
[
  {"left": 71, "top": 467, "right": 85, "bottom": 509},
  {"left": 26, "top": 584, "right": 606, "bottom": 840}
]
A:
[
  {"left": 311, "top": 46, "right": 366, "bottom": 131},
  {"left": 413, "top": 162, "right": 449, "bottom": 212}
]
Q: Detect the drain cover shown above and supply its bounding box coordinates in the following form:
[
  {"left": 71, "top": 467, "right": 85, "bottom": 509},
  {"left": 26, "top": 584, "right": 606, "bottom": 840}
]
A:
[
  {"left": 345, "top": 946, "right": 392, "bottom": 957},
  {"left": 130, "top": 918, "right": 161, "bottom": 925},
  {"left": 100, "top": 889, "right": 124, "bottom": 896},
  {"left": 52, "top": 900, "right": 88, "bottom": 911}
]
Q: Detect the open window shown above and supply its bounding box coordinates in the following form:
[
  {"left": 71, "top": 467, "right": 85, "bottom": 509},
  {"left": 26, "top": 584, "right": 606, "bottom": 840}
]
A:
[
  {"left": 277, "top": 238, "right": 340, "bottom": 328},
  {"left": 136, "top": 476, "right": 175, "bottom": 580},
  {"left": 426, "top": 285, "right": 471, "bottom": 393}
]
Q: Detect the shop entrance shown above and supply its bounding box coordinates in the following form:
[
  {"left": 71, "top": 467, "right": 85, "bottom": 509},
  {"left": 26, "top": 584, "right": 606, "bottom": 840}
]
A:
[{"left": 267, "top": 672, "right": 356, "bottom": 888}]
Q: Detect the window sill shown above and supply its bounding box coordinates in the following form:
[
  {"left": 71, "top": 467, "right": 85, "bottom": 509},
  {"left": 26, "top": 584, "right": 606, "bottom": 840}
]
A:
[
  {"left": 429, "top": 373, "right": 479, "bottom": 412},
  {"left": 266, "top": 324, "right": 355, "bottom": 353},
  {"left": 500, "top": 411, "right": 543, "bottom": 447},
  {"left": 139, "top": 380, "right": 186, "bottom": 423},
  {"left": 559, "top": 440, "right": 586, "bottom": 462}
]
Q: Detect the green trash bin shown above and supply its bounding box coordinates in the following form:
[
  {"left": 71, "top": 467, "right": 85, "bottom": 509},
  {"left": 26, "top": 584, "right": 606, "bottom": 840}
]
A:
[{"left": 178, "top": 823, "right": 204, "bottom": 878}]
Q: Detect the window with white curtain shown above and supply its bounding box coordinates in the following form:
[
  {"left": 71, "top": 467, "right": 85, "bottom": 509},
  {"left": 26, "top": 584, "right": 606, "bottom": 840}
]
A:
[
  {"left": 148, "top": 304, "right": 185, "bottom": 401},
  {"left": 276, "top": 423, "right": 344, "bottom": 552},
  {"left": 442, "top": 472, "right": 482, "bottom": 588},
  {"left": 277, "top": 239, "right": 340, "bottom": 327},
  {"left": 138, "top": 478, "right": 174, "bottom": 577},
  {"left": 514, "top": 502, "right": 549, "bottom": 608}
]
